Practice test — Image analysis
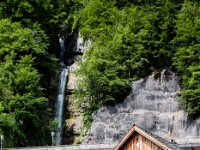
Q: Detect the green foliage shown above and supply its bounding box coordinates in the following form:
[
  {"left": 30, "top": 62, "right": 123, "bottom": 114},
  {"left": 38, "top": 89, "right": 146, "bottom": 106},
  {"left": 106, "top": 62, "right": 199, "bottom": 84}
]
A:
[
  {"left": 0, "top": 0, "right": 83, "bottom": 147},
  {"left": 74, "top": 0, "right": 181, "bottom": 121},
  {"left": 79, "top": 0, "right": 117, "bottom": 40},
  {"left": 173, "top": 1, "right": 200, "bottom": 114},
  {"left": 0, "top": 109, "right": 16, "bottom": 148},
  {"left": 2, "top": 0, "right": 200, "bottom": 147},
  {"left": 0, "top": 19, "right": 51, "bottom": 146},
  {"left": 74, "top": 0, "right": 200, "bottom": 124},
  {"left": 0, "top": 0, "right": 83, "bottom": 146},
  {"left": 49, "top": 119, "right": 58, "bottom": 132}
]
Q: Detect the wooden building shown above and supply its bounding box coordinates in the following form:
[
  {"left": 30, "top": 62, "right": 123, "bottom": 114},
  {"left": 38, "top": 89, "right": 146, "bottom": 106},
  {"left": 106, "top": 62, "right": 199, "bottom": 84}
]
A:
[{"left": 114, "top": 124, "right": 182, "bottom": 150}]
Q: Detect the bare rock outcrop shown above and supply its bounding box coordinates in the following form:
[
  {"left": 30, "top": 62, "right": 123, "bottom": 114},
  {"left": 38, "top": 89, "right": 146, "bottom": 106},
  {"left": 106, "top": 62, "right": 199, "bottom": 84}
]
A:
[{"left": 85, "top": 69, "right": 200, "bottom": 146}]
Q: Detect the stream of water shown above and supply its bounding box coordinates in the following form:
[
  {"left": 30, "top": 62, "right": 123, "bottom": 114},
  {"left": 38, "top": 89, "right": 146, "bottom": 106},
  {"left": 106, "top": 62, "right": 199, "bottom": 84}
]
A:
[{"left": 54, "top": 38, "right": 68, "bottom": 145}]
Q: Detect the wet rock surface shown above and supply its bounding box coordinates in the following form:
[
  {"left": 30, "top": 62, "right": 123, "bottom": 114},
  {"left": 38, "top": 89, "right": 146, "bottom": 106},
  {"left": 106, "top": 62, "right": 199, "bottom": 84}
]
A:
[{"left": 86, "top": 69, "right": 200, "bottom": 145}]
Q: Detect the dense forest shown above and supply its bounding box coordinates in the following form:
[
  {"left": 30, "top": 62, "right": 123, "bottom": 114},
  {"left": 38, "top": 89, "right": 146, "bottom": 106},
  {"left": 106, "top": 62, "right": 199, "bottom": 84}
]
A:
[
  {"left": 0, "top": 0, "right": 200, "bottom": 147},
  {"left": 0, "top": 0, "right": 80, "bottom": 147},
  {"left": 74, "top": 0, "right": 200, "bottom": 128}
]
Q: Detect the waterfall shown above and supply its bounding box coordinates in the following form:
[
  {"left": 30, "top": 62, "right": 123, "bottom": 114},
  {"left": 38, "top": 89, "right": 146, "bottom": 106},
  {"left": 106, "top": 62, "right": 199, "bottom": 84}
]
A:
[
  {"left": 59, "top": 38, "right": 66, "bottom": 67},
  {"left": 54, "top": 38, "right": 68, "bottom": 145},
  {"left": 54, "top": 69, "right": 68, "bottom": 145}
]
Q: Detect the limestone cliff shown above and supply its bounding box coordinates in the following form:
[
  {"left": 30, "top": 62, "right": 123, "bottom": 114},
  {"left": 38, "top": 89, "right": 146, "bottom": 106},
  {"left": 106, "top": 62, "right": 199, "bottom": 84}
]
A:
[
  {"left": 83, "top": 69, "right": 200, "bottom": 146},
  {"left": 63, "top": 35, "right": 200, "bottom": 147}
]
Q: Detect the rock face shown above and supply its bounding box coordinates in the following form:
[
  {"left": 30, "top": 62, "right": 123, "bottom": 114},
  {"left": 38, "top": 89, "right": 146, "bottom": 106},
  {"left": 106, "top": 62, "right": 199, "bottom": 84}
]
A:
[
  {"left": 86, "top": 69, "right": 200, "bottom": 145},
  {"left": 63, "top": 34, "right": 200, "bottom": 146},
  {"left": 62, "top": 34, "right": 85, "bottom": 144}
]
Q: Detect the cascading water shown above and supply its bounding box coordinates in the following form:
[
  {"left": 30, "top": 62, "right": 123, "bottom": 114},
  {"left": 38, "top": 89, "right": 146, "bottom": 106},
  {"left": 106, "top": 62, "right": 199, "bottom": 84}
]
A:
[
  {"left": 59, "top": 38, "right": 66, "bottom": 67},
  {"left": 54, "top": 38, "right": 68, "bottom": 145},
  {"left": 54, "top": 69, "right": 68, "bottom": 145}
]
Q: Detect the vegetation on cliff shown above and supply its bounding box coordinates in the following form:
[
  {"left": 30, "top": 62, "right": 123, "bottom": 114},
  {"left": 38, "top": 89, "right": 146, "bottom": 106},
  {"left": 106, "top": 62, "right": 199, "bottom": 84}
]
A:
[
  {"left": 173, "top": 1, "right": 200, "bottom": 114},
  {"left": 1, "top": 0, "right": 200, "bottom": 147},
  {"left": 73, "top": 0, "right": 200, "bottom": 120}
]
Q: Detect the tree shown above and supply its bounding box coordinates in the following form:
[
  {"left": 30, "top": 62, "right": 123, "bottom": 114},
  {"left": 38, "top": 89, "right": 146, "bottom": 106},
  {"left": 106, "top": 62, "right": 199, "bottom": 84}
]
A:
[
  {"left": 74, "top": 0, "right": 181, "bottom": 117},
  {"left": 0, "top": 19, "right": 51, "bottom": 146},
  {"left": 173, "top": 1, "right": 200, "bottom": 114}
]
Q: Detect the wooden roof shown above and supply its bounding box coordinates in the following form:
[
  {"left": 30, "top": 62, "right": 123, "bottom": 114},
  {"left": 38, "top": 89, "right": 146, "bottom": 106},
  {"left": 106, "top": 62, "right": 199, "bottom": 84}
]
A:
[{"left": 114, "top": 124, "right": 182, "bottom": 150}]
